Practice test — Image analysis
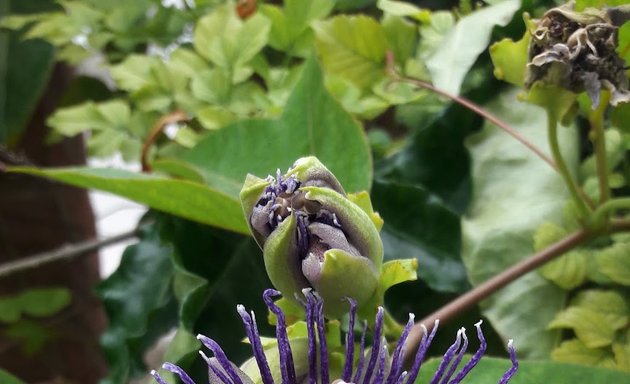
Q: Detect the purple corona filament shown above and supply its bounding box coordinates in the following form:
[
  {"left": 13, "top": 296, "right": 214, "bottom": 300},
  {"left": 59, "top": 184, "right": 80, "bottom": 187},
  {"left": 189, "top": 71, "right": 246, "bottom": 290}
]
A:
[{"left": 151, "top": 289, "right": 519, "bottom": 384}]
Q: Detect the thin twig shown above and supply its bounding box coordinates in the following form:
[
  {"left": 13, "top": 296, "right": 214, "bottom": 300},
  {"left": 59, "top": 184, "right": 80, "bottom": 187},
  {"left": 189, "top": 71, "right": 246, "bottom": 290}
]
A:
[
  {"left": 141, "top": 110, "right": 189, "bottom": 172},
  {"left": 385, "top": 51, "right": 558, "bottom": 172},
  {"left": 402, "top": 218, "right": 630, "bottom": 365},
  {"left": 0, "top": 230, "right": 138, "bottom": 278},
  {"left": 403, "top": 228, "right": 590, "bottom": 366}
]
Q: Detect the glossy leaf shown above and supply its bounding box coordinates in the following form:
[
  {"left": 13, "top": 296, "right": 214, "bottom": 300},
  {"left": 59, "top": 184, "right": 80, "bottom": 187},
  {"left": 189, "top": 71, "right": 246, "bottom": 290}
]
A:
[
  {"left": 416, "top": 355, "right": 630, "bottom": 383},
  {"left": 372, "top": 180, "right": 469, "bottom": 292},
  {"left": 8, "top": 167, "right": 249, "bottom": 234},
  {"left": 425, "top": 0, "right": 520, "bottom": 95},
  {"left": 180, "top": 56, "right": 372, "bottom": 194},
  {"left": 461, "top": 89, "right": 579, "bottom": 358},
  {"left": 97, "top": 221, "right": 177, "bottom": 384},
  {"left": 157, "top": 215, "right": 272, "bottom": 368},
  {"left": 376, "top": 102, "right": 482, "bottom": 214}
]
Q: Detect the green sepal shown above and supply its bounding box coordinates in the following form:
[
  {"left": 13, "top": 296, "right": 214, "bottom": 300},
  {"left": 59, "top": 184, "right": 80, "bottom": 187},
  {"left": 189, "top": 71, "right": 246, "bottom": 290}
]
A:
[
  {"left": 313, "top": 248, "right": 379, "bottom": 317},
  {"left": 240, "top": 173, "right": 272, "bottom": 247},
  {"left": 263, "top": 213, "right": 310, "bottom": 303},
  {"left": 301, "top": 186, "right": 384, "bottom": 267}
]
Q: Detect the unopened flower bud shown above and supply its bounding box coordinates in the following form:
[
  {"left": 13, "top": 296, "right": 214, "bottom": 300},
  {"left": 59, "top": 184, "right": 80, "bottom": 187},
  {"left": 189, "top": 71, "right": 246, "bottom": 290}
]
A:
[{"left": 240, "top": 157, "right": 383, "bottom": 317}]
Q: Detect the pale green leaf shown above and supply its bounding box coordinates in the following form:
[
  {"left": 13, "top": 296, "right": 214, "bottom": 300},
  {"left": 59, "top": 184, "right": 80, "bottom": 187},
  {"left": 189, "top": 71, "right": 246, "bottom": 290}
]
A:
[
  {"left": 381, "top": 14, "right": 417, "bottom": 66},
  {"left": 552, "top": 339, "right": 616, "bottom": 367},
  {"left": 193, "top": 4, "right": 270, "bottom": 69},
  {"left": 490, "top": 31, "right": 530, "bottom": 87},
  {"left": 572, "top": 290, "right": 629, "bottom": 331},
  {"left": 313, "top": 15, "right": 389, "bottom": 89},
  {"left": 425, "top": 0, "right": 520, "bottom": 95},
  {"left": 549, "top": 307, "right": 616, "bottom": 348},
  {"left": 462, "top": 89, "right": 579, "bottom": 358},
  {"left": 377, "top": 0, "right": 431, "bottom": 23},
  {"left": 597, "top": 242, "right": 630, "bottom": 285},
  {"left": 109, "top": 54, "right": 161, "bottom": 92},
  {"left": 167, "top": 48, "right": 209, "bottom": 79},
  {"left": 539, "top": 250, "right": 588, "bottom": 290},
  {"left": 47, "top": 102, "right": 109, "bottom": 136},
  {"left": 196, "top": 106, "right": 235, "bottom": 130}
]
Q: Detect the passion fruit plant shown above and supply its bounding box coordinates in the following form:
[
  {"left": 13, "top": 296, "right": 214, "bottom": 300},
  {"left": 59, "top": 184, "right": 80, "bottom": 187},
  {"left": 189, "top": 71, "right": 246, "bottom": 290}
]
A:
[{"left": 1, "top": 0, "right": 630, "bottom": 383}]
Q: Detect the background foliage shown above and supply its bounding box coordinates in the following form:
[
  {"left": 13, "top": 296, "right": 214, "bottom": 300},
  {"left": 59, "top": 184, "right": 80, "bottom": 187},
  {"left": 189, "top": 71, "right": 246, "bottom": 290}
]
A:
[{"left": 1, "top": 0, "right": 630, "bottom": 383}]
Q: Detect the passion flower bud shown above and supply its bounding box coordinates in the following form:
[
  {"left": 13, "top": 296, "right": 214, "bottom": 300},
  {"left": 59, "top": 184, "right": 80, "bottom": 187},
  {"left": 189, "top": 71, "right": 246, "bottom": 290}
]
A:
[{"left": 240, "top": 157, "right": 383, "bottom": 317}]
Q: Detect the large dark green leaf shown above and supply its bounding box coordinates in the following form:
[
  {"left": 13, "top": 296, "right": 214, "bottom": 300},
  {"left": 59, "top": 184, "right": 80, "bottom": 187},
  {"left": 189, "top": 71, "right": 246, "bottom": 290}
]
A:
[
  {"left": 415, "top": 356, "right": 630, "bottom": 383},
  {"left": 97, "top": 219, "right": 177, "bottom": 384},
  {"left": 461, "top": 89, "right": 579, "bottom": 358},
  {"left": 373, "top": 180, "right": 468, "bottom": 292},
  {"left": 181, "top": 56, "right": 372, "bottom": 195},
  {"left": 377, "top": 102, "right": 483, "bottom": 214},
  {"left": 156, "top": 215, "right": 272, "bottom": 378}
]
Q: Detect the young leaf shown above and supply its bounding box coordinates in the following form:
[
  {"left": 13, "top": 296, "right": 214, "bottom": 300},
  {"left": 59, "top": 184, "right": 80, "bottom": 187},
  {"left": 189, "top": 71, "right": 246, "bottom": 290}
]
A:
[
  {"left": 596, "top": 241, "right": 630, "bottom": 285},
  {"left": 549, "top": 307, "right": 616, "bottom": 348},
  {"left": 313, "top": 15, "right": 389, "bottom": 90},
  {"left": 571, "top": 290, "right": 629, "bottom": 331},
  {"left": 490, "top": 31, "right": 530, "bottom": 88},
  {"left": 425, "top": 0, "right": 520, "bottom": 95},
  {"left": 552, "top": 339, "right": 616, "bottom": 367}
]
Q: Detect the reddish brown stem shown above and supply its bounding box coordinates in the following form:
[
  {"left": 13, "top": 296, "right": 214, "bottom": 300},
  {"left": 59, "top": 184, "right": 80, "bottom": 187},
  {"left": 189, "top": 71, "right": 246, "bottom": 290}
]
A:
[
  {"left": 385, "top": 52, "right": 558, "bottom": 172},
  {"left": 141, "top": 110, "right": 189, "bottom": 172}
]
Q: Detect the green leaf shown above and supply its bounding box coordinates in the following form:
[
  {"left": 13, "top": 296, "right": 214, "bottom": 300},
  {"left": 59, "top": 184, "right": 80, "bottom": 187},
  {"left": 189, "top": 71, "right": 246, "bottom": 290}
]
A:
[
  {"left": 157, "top": 216, "right": 272, "bottom": 368},
  {"left": 425, "top": 0, "right": 520, "bottom": 95},
  {"left": 416, "top": 355, "right": 630, "bottom": 383},
  {"left": 181, "top": 56, "right": 372, "bottom": 195},
  {"left": 376, "top": 101, "right": 480, "bottom": 213},
  {"left": 97, "top": 221, "right": 177, "bottom": 383},
  {"left": 373, "top": 180, "right": 469, "bottom": 292},
  {"left": 381, "top": 14, "right": 417, "bottom": 66},
  {"left": 261, "top": 0, "right": 334, "bottom": 56},
  {"left": 549, "top": 307, "right": 616, "bottom": 348},
  {"left": 193, "top": 4, "right": 270, "bottom": 69},
  {"left": 0, "top": 288, "right": 71, "bottom": 323},
  {"left": 571, "top": 290, "right": 629, "bottom": 331},
  {"left": 597, "top": 241, "right": 630, "bottom": 285},
  {"left": 552, "top": 339, "right": 616, "bottom": 367},
  {"left": 0, "top": 369, "right": 26, "bottom": 384},
  {"left": 313, "top": 15, "right": 389, "bottom": 89},
  {"left": 523, "top": 82, "right": 577, "bottom": 120},
  {"left": 377, "top": 0, "right": 431, "bottom": 23},
  {"left": 109, "top": 54, "right": 162, "bottom": 92},
  {"left": 490, "top": 31, "right": 530, "bottom": 87},
  {"left": 461, "top": 89, "right": 579, "bottom": 358},
  {"left": 8, "top": 167, "right": 249, "bottom": 234}
]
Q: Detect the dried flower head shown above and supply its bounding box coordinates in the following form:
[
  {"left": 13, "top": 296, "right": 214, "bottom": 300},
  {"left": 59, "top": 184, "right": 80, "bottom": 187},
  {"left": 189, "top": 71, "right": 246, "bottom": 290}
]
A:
[
  {"left": 151, "top": 289, "right": 518, "bottom": 384},
  {"left": 525, "top": 1, "right": 630, "bottom": 107}
]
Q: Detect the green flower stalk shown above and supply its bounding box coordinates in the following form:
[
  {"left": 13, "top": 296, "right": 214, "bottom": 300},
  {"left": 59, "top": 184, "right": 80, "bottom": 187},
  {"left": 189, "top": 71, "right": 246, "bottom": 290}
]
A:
[{"left": 240, "top": 157, "right": 384, "bottom": 317}]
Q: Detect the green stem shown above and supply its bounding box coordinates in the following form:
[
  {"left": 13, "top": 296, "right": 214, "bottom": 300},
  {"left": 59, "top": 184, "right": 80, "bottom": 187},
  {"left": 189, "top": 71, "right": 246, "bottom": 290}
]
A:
[
  {"left": 592, "top": 197, "right": 630, "bottom": 226},
  {"left": 590, "top": 93, "right": 611, "bottom": 205},
  {"left": 547, "top": 112, "right": 591, "bottom": 220}
]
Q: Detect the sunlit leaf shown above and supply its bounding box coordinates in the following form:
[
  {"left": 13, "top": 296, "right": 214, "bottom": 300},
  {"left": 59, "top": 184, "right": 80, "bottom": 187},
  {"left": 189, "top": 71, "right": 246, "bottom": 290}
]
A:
[
  {"left": 462, "top": 89, "right": 579, "bottom": 358},
  {"left": 571, "top": 290, "right": 629, "bottom": 331},
  {"left": 490, "top": 31, "right": 530, "bottom": 88},
  {"left": 549, "top": 307, "right": 616, "bottom": 348},
  {"left": 425, "top": 0, "right": 520, "bottom": 95}
]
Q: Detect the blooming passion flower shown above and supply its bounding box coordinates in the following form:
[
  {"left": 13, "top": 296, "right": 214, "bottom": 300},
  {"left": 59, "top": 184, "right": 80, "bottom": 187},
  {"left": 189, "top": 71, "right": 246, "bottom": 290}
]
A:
[
  {"left": 240, "top": 157, "right": 384, "bottom": 317},
  {"left": 151, "top": 289, "right": 518, "bottom": 384}
]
